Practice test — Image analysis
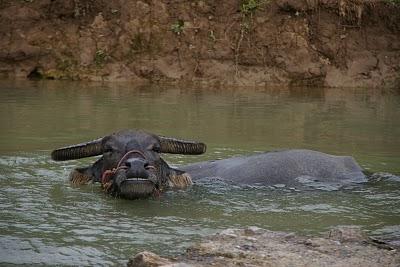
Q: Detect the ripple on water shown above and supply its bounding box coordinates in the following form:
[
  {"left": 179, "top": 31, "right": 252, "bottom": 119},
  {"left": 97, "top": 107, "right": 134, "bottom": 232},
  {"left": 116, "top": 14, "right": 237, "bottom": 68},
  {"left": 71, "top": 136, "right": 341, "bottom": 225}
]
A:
[
  {"left": 1, "top": 153, "right": 400, "bottom": 265},
  {"left": 295, "top": 204, "right": 351, "bottom": 214},
  {"left": 0, "top": 236, "right": 113, "bottom": 265}
]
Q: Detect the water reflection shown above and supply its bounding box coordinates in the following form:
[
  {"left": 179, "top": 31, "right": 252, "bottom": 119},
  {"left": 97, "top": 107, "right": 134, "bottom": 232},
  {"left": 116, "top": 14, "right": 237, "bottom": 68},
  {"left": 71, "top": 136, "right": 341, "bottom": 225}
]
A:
[
  {"left": 1, "top": 80, "right": 399, "bottom": 172},
  {"left": 0, "top": 80, "right": 399, "bottom": 265}
]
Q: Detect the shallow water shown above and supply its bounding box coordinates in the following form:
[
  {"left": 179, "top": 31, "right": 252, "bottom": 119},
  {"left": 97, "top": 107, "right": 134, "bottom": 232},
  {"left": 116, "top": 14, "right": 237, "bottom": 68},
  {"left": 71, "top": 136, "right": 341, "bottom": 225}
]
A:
[{"left": 0, "top": 80, "right": 399, "bottom": 265}]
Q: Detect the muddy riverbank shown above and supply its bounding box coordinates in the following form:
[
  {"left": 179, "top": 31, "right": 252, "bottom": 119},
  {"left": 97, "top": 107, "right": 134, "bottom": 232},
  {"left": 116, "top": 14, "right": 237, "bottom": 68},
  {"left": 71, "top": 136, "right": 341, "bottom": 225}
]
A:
[
  {"left": 129, "top": 226, "right": 400, "bottom": 267},
  {"left": 1, "top": 0, "right": 399, "bottom": 87}
]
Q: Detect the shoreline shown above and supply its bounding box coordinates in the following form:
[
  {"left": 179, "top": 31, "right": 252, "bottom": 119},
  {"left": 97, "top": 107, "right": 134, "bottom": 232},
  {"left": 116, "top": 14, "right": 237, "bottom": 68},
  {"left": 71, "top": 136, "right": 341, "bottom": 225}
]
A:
[
  {"left": 128, "top": 226, "right": 400, "bottom": 267},
  {"left": 1, "top": 0, "right": 399, "bottom": 88}
]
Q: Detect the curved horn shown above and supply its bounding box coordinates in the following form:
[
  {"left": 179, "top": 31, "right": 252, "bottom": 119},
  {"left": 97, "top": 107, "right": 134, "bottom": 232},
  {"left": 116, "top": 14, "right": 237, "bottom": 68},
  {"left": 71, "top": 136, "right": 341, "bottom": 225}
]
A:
[
  {"left": 158, "top": 136, "right": 206, "bottom": 155},
  {"left": 51, "top": 138, "right": 103, "bottom": 161}
]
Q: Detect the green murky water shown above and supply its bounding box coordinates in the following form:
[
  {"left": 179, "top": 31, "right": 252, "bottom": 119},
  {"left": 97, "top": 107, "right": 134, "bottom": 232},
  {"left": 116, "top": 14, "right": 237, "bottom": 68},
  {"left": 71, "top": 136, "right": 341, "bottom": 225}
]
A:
[{"left": 0, "top": 80, "right": 399, "bottom": 265}]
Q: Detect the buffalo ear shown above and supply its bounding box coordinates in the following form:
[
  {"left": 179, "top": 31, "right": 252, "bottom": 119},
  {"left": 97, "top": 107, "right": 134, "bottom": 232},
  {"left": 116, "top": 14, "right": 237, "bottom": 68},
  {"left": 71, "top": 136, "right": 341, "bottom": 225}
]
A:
[
  {"left": 69, "top": 158, "right": 105, "bottom": 185},
  {"left": 69, "top": 167, "right": 94, "bottom": 186},
  {"left": 167, "top": 168, "right": 193, "bottom": 189}
]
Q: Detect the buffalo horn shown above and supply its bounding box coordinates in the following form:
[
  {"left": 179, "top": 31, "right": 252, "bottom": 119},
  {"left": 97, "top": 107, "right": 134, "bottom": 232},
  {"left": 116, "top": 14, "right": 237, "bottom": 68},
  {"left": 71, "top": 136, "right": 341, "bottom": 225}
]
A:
[
  {"left": 158, "top": 136, "right": 206, "bottom": 155},
  {"left": 51, "top": 138, "right": 103, "bottom": 161}
]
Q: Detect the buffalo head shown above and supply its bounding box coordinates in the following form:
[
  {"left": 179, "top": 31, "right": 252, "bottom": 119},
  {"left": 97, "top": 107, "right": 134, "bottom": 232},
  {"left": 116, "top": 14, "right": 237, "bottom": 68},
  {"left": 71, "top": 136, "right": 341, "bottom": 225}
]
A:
[{"left": 51, "top": 130, "right": 206, "bottom": 199}]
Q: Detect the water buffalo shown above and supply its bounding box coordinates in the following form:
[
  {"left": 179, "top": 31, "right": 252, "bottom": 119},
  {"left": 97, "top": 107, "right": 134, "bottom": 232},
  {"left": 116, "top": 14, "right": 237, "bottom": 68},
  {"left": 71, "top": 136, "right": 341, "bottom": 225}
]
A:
[{"left": 51, "top": 129, "right": 366, "bottom": 199}]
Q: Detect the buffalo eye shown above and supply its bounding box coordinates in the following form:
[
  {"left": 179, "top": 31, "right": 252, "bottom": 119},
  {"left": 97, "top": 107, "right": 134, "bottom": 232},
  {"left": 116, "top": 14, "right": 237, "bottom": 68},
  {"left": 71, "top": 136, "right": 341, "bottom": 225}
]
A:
[{"left": 152, "top": 144, "right": 161, "bottom": 153}]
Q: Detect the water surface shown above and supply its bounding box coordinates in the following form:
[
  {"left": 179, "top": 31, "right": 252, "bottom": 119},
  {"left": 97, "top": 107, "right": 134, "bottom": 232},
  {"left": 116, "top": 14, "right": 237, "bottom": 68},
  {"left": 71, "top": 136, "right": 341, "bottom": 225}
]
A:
[{"left": 0, "top": 80, "right": 399, "bottom": 265}]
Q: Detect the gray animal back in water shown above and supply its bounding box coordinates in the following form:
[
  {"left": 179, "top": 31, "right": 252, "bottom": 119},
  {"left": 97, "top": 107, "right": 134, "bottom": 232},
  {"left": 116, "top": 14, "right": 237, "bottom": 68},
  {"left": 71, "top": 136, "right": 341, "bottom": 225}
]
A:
[{"left": 181, "top": 149, "right": 367, "bottom": 187}]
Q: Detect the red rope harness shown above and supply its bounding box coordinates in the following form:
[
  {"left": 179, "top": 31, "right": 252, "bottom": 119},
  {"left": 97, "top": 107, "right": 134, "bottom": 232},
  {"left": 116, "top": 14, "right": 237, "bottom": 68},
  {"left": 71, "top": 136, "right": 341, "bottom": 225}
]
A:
[{"left": 101, "top": 150, "right": 156, "bottom": 192}]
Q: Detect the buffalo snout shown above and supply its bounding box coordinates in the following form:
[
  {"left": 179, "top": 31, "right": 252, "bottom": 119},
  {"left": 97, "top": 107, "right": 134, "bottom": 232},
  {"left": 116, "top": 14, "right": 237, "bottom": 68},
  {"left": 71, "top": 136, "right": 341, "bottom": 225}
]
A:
[{"left": 124, "top": 158, "right": 150, "bottom": 179}]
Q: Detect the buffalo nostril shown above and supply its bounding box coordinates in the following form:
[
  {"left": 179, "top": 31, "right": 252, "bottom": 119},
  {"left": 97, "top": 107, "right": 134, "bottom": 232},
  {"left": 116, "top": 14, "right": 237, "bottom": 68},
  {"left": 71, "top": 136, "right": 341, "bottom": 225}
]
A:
[{"left": 124, "top": 158, "right": 150, "bottom": 178}]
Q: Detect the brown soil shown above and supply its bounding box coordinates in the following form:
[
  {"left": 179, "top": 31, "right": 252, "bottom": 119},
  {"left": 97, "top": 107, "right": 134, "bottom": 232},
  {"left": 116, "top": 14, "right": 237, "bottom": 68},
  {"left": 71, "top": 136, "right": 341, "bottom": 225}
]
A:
[
  {"left": 0, "top": 0, "right": 399, "bottom": 87},
  {"left": 128, "top": 226, "right": 400, "bottom": 267}
]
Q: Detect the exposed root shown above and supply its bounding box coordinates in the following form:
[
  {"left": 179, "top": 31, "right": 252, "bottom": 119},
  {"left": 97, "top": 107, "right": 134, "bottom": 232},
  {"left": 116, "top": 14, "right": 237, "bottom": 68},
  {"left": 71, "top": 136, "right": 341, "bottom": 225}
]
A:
[{"left": 235, "top": 26, "right": 245, "bottom": 77}]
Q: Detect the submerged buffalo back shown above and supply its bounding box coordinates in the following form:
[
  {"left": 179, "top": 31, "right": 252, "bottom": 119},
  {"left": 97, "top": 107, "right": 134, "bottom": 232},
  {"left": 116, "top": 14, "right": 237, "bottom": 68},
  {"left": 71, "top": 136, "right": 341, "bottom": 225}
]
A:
[{"left": 182, "top": 149, "right": 366, "bottom": 186}]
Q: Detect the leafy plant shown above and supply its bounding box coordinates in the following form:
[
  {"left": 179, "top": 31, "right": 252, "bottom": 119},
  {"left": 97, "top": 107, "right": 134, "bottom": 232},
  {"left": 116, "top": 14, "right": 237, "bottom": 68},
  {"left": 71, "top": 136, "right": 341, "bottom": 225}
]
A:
[
  {"left": 240, "top": 0, "right": 260, "bottom": 14},
  {"left": 171, "top": 20, "right": 184, "bottom": 35},
  {"left": 94, "top": 49, "right": 108, "bottom": 67}
]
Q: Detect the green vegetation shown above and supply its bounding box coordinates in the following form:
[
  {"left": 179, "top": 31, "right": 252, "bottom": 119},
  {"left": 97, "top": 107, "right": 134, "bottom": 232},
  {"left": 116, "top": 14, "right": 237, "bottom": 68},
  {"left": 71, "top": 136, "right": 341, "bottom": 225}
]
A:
[
  {"left": 94, "top": 49, "right": 108, "bottom": 67},
  {"left": 56, "top": 58, "right": 76, "bottom": 71},
  {"left": 171, "top": 20, "right": 184, "bottom": 35},
  {"left": 236, "top": 0, "right": 266, "bottom": 76},
  {"left": 240, "top": 0, "right": 260, "bottom": 15},
  {"left": 209, "top": 30, "right": 216, "bottom": 42}
]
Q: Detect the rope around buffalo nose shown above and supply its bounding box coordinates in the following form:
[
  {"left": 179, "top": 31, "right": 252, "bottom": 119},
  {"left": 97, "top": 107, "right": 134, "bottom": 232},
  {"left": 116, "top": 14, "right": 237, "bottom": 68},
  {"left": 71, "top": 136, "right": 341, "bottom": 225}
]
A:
[{"left": 101, "top": 150, "right": 156, "bottom": 192}]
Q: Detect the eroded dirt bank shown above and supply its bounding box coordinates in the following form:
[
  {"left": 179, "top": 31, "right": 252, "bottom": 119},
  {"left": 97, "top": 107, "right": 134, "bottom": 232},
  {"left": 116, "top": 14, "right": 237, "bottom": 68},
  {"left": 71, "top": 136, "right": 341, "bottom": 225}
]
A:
[
  {"left": 0, "top": 0, "right": 399, "bottom": 87},
  {"left": 128, "top": 226, "right": 400, "bottom": 267}
]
